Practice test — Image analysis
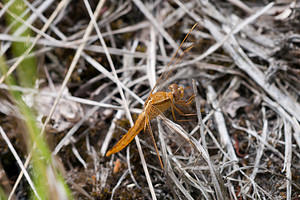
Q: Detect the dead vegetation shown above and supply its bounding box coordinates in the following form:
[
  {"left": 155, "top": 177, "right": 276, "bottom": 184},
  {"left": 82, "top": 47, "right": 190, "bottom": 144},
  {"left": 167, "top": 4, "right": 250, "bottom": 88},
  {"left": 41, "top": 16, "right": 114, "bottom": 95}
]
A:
[{"left": 0, "top": 0, "right": 300, "bottom": 199}]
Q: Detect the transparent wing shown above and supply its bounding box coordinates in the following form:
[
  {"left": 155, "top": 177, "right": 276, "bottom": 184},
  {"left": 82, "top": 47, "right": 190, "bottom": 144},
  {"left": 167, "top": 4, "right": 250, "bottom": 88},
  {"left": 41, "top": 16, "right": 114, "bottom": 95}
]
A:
[{"left": 150, "top": 23, "right": 198, "bottom": 94}]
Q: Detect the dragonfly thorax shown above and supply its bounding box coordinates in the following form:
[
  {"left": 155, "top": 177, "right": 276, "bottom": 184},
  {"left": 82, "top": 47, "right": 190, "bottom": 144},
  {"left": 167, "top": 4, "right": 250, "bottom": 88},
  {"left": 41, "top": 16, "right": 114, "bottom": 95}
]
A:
[{"left": 168, "top": 83, "right": 184, "bottom": 101}]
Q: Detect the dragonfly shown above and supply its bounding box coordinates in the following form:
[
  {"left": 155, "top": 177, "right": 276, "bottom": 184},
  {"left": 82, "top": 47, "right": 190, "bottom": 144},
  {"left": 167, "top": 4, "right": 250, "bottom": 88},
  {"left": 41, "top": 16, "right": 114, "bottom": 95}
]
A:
[{"left": 106, "top": 23, "right": 198, "bottom": 169}]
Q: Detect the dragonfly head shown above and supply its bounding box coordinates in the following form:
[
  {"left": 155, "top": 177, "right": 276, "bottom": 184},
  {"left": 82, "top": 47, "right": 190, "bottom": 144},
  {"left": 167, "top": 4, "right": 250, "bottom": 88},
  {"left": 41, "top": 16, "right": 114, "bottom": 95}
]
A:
[{"left": 169, "top": 83, "right": 184, "bottom": 101}]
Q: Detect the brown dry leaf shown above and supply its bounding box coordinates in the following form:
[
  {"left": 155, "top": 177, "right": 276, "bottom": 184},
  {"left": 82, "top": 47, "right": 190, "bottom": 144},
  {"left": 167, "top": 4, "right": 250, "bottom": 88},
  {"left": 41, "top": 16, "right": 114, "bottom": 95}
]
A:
[
  {"left": 34, "top": 85, "right": 83, "bottom": 132},
  {"left": 222, "top": 91, "right": 249, "bottom": 117}
]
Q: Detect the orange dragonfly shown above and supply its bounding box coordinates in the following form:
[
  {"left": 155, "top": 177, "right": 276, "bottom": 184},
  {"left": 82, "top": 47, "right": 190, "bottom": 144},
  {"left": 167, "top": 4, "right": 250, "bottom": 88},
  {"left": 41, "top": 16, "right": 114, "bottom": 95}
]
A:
[{"left": 106, "top": 23, "right": 198, "bottom": 169}]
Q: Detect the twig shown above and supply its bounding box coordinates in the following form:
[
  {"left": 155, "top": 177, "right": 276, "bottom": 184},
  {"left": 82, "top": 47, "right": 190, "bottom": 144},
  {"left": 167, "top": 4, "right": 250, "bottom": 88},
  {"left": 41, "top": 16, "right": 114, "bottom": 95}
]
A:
[
  {"left": 132, "top": 0, "right": 178, "bottom": 50},
  {"left": 126, "top": 147, "right": 141, "bottom": 189},
  {"left": 0, "top": 0, "right": 66, "bottom": 84},
  {"left": 0, "top": 126, "right": 41, "bottom": 200},
  {"left": 203, "top": 13, "right": 300, "bottom": 121},
  {"left": 7, "top": 0, "right": 72, "bottom": 198},
  {"left": 110, "top": 169, "right": 129, "bottom": 200},
  {"left": 243, "top": 106, "right": 268, "bottom": 195},
  {"left": 226, "top": 0, "right": 253, "bottom": 14},
  {"left": 283, "top": 120, "right": 292, "bottom": 200},
  {"left": 84, "top": 1, "right": 157, "bottom": 199},
  {"left": 101, "top": 110, "right": 124, "bottom": 156},
  {"left": 207, "top": 85, "right": 239, "bottom": 167}
]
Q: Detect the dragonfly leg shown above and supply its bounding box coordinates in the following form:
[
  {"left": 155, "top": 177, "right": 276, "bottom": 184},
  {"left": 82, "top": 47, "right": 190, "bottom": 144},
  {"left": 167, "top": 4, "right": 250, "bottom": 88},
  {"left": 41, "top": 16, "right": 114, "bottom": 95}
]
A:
[
  {"left": 170, "top": 101, "right": 196, "bottom": 122},
  {"left": 170, "top": 103, "right": 192, "bottom": 122},
  {"left": 145, "top": 113, "right": 164, "bottom": 170},
  {"left": 170, "top": 97, "right": 195, "bottom": 122},
  {"left": 169, "top": 101, "right": 178, "bottom": 121},
  {"left": 175, "top": 94, "right": 195, "bottom": 106},
  {"left": 173, "top": 103, "right": 195, "bottom": 117}
]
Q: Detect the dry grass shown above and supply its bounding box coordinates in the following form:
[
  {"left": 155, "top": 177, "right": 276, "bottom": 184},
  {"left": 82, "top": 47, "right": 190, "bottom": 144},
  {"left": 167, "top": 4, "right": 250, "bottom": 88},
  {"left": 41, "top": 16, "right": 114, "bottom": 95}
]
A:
[{"left": 0, "top": 0, "right": 300, "bottom": 199}]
